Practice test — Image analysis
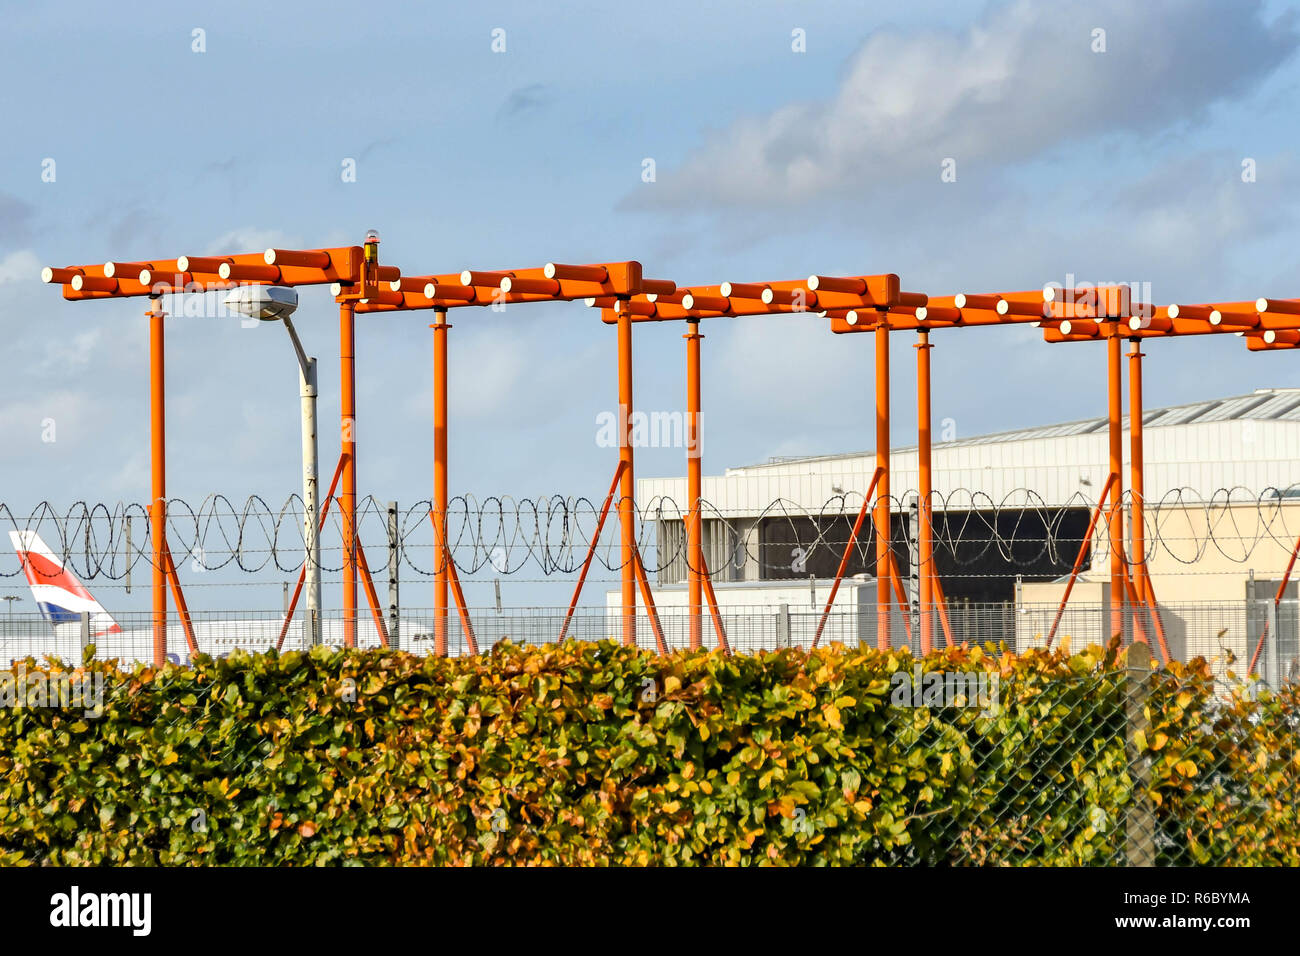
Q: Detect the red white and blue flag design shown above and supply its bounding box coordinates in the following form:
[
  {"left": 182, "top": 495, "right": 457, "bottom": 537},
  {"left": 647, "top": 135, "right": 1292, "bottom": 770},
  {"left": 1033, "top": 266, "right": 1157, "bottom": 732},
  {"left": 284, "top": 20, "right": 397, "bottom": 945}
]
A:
[{"left": 8, "top": 530, "right": 121, "bottom": 636}]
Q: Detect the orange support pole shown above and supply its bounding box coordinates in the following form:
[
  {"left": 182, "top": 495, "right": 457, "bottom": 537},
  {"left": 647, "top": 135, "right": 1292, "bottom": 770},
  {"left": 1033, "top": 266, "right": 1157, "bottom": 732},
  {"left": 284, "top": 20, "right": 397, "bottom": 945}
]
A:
[
  {"left": 340, "top": 299, "right": 358, "bottom": 648},
  {"left": 685, "top": 319, "right": 704, "bottom": 650},
  {"left": 148, "top": 299, "right": 168, "bottom": 667},
  {"left": 558, "top": 461, "right": 626, "bottom": 642},
  {"left": 1047, "top": 473, "right": 1119, "bottom": 647},
  {"left": 1127, "top": 338, "right": 1168, "bottom": 651},
  {"left": 617, "top": 302, "right": 637, "bottom": 646},
  {"left": 916, "top": 329, "right": 934, "bottom": 654},
  {"left": 1127, "top": 341, "right": 1172, "bottom": 660},
  {"left": 1127, "top": 338, "right": 1147, "bottom": 647},
  {"left": 1128, "top": 339, "right": 1146, "bottom": 599},
  {"left": 432, "top": 309, "right": 451, "bottom": 657},
  {"left": 1107, "top": 328, "right": 1125, "bottom": 639},
  {"left": 874, "top": 319, "right": 891, "bottom": 649}
]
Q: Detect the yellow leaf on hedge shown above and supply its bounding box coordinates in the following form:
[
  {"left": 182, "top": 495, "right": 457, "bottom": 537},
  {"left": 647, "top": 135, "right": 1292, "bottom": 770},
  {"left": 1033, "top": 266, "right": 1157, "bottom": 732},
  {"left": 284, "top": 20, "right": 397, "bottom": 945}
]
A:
[
  {"left": 664, "top": 675, "right": 682, "bottom": 695},
  {"left": 824, "top": 704, "right": 843, "bottom": 730}
]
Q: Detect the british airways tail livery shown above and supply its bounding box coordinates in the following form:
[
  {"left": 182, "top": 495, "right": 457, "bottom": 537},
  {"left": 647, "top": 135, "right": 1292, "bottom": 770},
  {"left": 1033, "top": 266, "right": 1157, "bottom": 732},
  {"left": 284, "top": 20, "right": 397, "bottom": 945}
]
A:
[
  {"left": 8, "top": 529, "right": 121, "bottom": 637},
  {"left": 6, "top": 529, "right": 431, "bottom": 664}
]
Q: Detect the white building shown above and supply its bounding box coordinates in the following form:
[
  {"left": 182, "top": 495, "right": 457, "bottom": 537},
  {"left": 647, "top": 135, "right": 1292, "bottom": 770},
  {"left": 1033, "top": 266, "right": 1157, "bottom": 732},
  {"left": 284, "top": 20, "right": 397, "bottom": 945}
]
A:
[{"left": 613, "top": 388, "right": 1300, "bottom": 680}]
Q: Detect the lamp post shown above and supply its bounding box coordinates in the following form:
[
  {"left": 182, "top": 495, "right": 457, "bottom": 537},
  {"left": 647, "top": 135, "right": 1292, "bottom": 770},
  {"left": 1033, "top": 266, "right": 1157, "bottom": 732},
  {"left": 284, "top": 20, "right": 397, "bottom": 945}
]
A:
[{"left": 225, "top": 285, "right": 321, "bottom": 646}]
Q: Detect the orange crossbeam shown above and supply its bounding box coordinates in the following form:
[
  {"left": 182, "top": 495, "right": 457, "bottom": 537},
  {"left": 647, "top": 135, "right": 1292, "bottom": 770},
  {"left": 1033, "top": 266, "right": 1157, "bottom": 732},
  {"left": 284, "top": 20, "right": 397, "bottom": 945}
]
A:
[
  {"left": 592, "top": 274, "right": 916, "bottom": 325},
  {"left": 1043, "top": 298, "right": 1300, "bottom": 347},
  {"left": 46, "top": 246, "right": 389, "bottom": 299},
  {"left": 461, "top": 262, "right": 642, "bottom": 298},
  {"left": 352, "top": 261, "right": 647, "bottom": 313}
]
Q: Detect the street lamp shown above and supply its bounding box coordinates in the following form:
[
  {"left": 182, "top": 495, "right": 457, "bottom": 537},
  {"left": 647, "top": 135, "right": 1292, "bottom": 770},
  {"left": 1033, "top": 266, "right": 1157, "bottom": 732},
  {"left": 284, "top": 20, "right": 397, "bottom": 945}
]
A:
[
  {"left": 2, "top": 594, "right": 18, "bottom": 630},
  {"left": 224, "top": 284, "right": 322, "bottom": 646}
]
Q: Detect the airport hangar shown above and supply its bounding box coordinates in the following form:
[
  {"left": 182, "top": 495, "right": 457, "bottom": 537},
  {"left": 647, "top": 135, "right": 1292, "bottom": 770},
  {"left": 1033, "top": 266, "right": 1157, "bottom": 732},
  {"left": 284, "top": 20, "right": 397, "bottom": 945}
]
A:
[{"left": 614, "top": 388, "right": 1300, "bottom": 675}]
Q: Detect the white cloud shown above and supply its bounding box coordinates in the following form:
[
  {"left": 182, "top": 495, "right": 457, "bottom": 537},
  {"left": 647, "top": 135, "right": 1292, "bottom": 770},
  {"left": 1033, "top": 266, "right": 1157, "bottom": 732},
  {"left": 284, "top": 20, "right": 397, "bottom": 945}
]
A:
[
  {"left": 636, "top": 0, "right": 1297, "bottom": 208},
  {"left": 203, "top": 227, "right": 295, "bottom": 256},
  {"left": 0, "top": 250, "right": 40, "bottom": 285},
  {"left": 37, "top": 328, "right": 103, "bottom": 374},
  {"left": 0, "top": 390, "right": 97, "bottom": 463}
]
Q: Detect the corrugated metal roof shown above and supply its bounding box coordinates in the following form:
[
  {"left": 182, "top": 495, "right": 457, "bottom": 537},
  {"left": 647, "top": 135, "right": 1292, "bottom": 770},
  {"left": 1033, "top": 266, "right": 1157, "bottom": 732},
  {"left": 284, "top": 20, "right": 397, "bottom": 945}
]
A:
[{"left": 740, "top": 388, "right": 1300, "bottom": 471}]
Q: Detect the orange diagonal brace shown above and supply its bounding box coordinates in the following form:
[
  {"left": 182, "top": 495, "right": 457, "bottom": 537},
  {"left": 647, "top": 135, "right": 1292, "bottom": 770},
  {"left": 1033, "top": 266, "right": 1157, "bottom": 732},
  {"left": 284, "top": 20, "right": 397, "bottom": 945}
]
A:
[
  {"left": 630, "top": 541, "right": 669, "bottom": 656},
  {"left": 277, "top": 454, "right": 346, "bottom": 652},
  {"left": 1248, "top": 526, "right": 1300, "bottom": 676},
  {"left": 425, "top": 509, "right": 478, "bottom": 654},
  {"left": 444, "top": 549, "right": 478, "bottom": 655},
  {"left": 1113, "top": 539, "right": 1172, "bottom": 662},
  {"left": 160, "top": 541, "right": 199, "bottom": 659},
  {"left": 1144, "top": 571, "right": 1167, "bottom": 649},
  {"left": 930, "top": 571, "right": 956, "bottom": 648},
  {"left": 1120, "top": 556, "right": 1149, "bottom": 648},
  {"left": 887, "top": 552, "right": 913, "bottom": 644},
  {"left": 558, "top": 460, "right": 627, "bottom": 642},
  {"left": 697, "top": 550, "right": 731, "bottom": 654},
  {"left": 1134, "top": 561, "right": 1170, "bottom": 663},
  {"left": 354, "top": 542, "right": 390, "bottom": 649},
  {"left": 1046, "top": 472, "right": 1118, "bottom": 648},
  {"left": 812, "top": 467, "right": 885, "bottom": 650}
]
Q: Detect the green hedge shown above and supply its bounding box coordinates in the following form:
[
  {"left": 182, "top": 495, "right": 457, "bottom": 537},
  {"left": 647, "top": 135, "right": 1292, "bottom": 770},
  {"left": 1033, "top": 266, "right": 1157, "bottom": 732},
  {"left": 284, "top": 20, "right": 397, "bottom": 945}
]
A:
[{"left": 0, "top": 639, "right": 1295, "bottom": 865}]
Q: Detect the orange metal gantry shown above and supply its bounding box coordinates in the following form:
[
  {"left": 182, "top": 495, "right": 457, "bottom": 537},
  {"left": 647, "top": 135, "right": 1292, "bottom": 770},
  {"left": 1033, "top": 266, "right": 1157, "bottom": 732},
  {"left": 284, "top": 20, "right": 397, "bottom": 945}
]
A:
[
  {"left": 41, "top": 239, "right": 1300, "bottom": 673},
  {"left": 43, "top": 243, "right": 395, "bottom": 662},
  {"left": 590, "top": 273, "right": 925, "bottom": 652},
  {"left": 1040, "top": 287, "right": 1300, "bottom": 670},
  {"left": 353, "top": 261, "right": 673, "bottom": 654}
]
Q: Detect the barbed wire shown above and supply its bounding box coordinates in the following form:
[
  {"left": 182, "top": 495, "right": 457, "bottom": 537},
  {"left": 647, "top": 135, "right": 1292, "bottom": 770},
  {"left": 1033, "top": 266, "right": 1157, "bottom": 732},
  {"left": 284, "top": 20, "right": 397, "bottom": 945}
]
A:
[{"left": 3, "top": 485, "right": 1300, "bottom": 582}]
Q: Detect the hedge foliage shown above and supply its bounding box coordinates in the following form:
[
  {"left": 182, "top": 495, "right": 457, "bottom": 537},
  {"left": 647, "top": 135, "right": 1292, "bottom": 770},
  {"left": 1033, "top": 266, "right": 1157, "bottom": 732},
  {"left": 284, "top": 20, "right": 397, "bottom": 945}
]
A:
[{"left": 0, "top": 639, "right": 1296, "bottom": 865}]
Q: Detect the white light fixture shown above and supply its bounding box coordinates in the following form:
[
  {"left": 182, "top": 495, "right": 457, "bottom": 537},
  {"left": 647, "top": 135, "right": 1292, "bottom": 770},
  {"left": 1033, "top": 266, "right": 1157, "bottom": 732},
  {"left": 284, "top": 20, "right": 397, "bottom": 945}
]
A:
[{"left": 224, "top": 285, "right": 299, "bottom": 322}]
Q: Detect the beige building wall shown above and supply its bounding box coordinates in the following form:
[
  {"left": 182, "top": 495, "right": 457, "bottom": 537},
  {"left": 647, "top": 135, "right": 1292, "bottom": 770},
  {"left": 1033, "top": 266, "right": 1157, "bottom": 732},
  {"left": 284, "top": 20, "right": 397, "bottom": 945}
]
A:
[{"left": 1020, "top": 500, "right": 1300, "bottom": 677}]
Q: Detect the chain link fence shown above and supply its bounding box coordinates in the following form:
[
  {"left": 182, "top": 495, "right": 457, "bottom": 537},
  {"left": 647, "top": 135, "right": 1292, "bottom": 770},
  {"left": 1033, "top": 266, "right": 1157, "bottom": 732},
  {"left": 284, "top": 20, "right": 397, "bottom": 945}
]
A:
[
  {"left": 1, "top": 608, "right": 1296, "bottom": 865},
  {"left": 868, "top": 643, "right": 1299, "bottom": 865},
  {"left": 2, "top": 599, "right": 1297, "bottom": 686}
]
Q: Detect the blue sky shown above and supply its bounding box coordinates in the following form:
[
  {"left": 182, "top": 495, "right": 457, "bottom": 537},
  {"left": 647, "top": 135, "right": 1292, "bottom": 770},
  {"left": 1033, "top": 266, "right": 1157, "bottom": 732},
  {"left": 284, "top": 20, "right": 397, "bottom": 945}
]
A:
[{"left": 2, "top": 0, "right": 1300, "bottom": 612}]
